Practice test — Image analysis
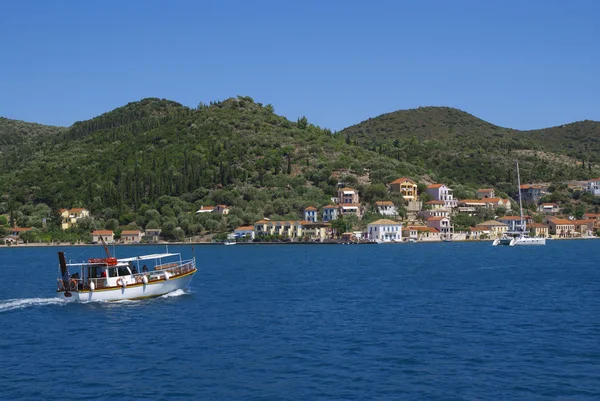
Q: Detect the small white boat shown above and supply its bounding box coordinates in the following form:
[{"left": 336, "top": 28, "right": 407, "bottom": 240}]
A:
[
  {"left": 224, "top": 241, "right": 236, "bottom": 246},
  {"left": 56, "top": 250, "right": 197, "bottom": 302}
]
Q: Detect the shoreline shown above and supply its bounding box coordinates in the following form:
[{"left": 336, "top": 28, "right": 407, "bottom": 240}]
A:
[{"left": 1, "top": 236, "right": 598, "bottom": 248}]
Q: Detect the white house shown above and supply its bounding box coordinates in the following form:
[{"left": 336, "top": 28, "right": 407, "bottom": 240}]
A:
[
  {"left": 425, "top": 216, "right": 453, "bottom": 240},
  {"left": 234, "top": 225, "right": 255, "bottom": 240},
  {"left": 322, "top": 205, "right": 339, "bottom": 222},
  {"left": 143, "top": 228, "right": 161, "bottom": 242},
  {"left": 375, "top": 201, "right": 397, "bottom": 217},
  {"left": 585, "top": 178, "right": 600, "bottom": 196},
  {"left": 196, "top": 206, "right": 215, "bottom": 213},
  {"left": 538, "top": 203, "right": 559, "bottom": 214},
  {"left": 91, "top": 230, "right": 114, "bottom": 244},
  {"left": 426, "top": 184, "right": 458, "bottom": 208},
  {"left": 121, "top": 230, "right": 143, "bottom": 244},
  {"left": 304, "top": 206, "right": 318, "bottom": 222},
  {"left": 367, "top": 219, "right": 402, "bottom": 242}
]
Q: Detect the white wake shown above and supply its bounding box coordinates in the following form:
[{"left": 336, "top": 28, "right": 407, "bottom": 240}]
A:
[
  {"left": 160, "top": 289, "right": 189, "bottom": 298},
  {"left": 0, "top": 297, "right": 66, "bottom": 313}
]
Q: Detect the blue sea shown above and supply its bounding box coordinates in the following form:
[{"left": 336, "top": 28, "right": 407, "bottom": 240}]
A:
[{"left": 1, "top": 241, "right": 599, "bottom": 400}]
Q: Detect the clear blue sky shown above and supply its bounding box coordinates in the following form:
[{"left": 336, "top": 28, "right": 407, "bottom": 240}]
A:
[{"left": 1, "top": 0, "right": 598, "bottom": 131}]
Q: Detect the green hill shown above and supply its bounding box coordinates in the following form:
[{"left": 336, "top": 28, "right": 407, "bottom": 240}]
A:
[
  {"left": 339, "top": 106, "right": 600, "bottom": 192},
  {"left": 0, "top": 117, "right": 65, "bottom": 160},
  {"left": 0, "top": 99, "right": 598, "bottom": 241}
]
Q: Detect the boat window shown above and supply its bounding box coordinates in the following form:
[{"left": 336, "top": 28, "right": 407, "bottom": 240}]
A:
[
  {"left": 108, "top": 268, "right": 117, "bottom": 278},
  {"left": 117, "top": 266, "right": 131, "bottom": 276}
]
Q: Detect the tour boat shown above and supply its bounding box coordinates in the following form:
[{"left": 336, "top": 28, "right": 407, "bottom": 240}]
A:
[
  {"left": 493, "top": 161, "right": 546, "bottom": 246},
  {"left": 56, "top": 249, "right": 197, "bottom": 302}
]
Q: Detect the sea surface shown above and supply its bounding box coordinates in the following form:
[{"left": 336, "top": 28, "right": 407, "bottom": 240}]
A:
[{"left": 1, "top": 241, "right": 599, "bottom": 400}]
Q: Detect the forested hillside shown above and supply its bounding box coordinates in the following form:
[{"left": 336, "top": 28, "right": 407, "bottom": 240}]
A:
[
  {"left": 0, "top": 98, "right": 598, "bottom": 242},
  {"left": 0, "top": 97, "right": 422, "bottom": 240},
  {"left": 0, "top": 117, "right": 64, "bottom": 160},
  {"left": 340, "top": 106, "right": 600, "bottom": 195}
]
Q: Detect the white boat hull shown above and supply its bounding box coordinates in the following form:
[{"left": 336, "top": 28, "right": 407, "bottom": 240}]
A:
[
  {"left": 57, "top": 271, "right": 196, "bottom": 302},
  {"left": 512, "top": 237, "right": 546, "bottom": 246}
]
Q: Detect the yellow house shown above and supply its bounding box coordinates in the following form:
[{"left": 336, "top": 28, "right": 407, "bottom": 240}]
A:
[
  {"left": 60, "top": 208, "right": 90, "bottom": 230},
  {"left": 389, "top": 178, "right": 419, "bottom": 201}
]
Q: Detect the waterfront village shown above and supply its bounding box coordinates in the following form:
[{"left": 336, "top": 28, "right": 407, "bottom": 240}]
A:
[{"left": 4, "top": 177, "right": 600, "bottom": 246}]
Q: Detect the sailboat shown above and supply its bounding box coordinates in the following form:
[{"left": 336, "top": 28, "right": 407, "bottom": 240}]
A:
[{"left": 492, "top": 161, "right": 546, "bottom": 246}]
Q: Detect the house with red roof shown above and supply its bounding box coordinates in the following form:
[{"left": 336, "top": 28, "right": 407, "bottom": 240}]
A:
[
  {"left": 91, "top": 230, "right": 115, "bottom": 244},
  {"left": 425, "top": 216, "right": 453, "bottom": 240},
  {"left": 59, "top": 207, "right": 90, "bottom": 230},
  {"left": 375, "top": 201, "right": 398, "bottom": 217},
  {"left": 476, "top": 188, "right": 495, "bottom": 199},
  {"left": 426, "top": 183, "right": 458, "bottom": 209},
  {"left": 538, "top": 203, "right": 559, "bottom": 214},
  {"left": 389, "top": 178, "right": 418, "bottom": 201},
  {"left": 121, "top": 230, "right": 143, "bottom": 244},
  {"left": 304, "top": 206, "right": 318, "bottom": 222}
]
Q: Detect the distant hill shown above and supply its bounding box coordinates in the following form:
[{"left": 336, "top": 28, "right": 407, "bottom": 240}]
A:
[
  {"left": 340, "top": 106, "right": 600, "bottom": 161},
  {"left": 0, "top": 117, "right": 64, "bottom": 153}
]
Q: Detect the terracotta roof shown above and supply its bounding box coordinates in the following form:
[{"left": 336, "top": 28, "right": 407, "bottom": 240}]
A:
[
  {"left": 375, "top": 201, "right": 394, "bottom": 206},
  {"left": 529, "top": 223, "right": 549, "bottom": 228},
  {"left": 369, "top": 219, "right": 401, "bottom": 226},
  {"left": 427, "top": 183, "right": 444, "bottom": 189},
  {"left": 520, "top": 184, "right": 541, "bottom": 189},
  {"left": 572, "top": 219, "right": 596, "bottom": 224},
  {"left": 197, "top": 206, "right": 214, "bottom": 211},
  {"left": 478, "top": 220, "right": 508, "bottom": 226},
  {"left": 426, "top": 216, "right": 447, "bottom": 221},
  {"left": 70, "top": 208, "right": 87, "bottom": 213},
  {"left": 340, "top": 203, "right": 360, "bottom": 207},
  {"left": 483, "top": 197, "right": 508, "bottom": 203},
  {"left": 217, "top": 204, "right": 229, "bottom": 209},
  {"left": 12, "top": 227, "right": 32, "bottom": 232},
  {"left": 323, "top": 204, "right": 337, "bottom": 209},
  {"left": 498, "top": 216, "right": 523, "bottom": 221},
  {"left": 426, "top": 200, "right": 445, "bottom": 205},
  {"left": 304, "top": 206, "right": 317, "bottom": 211},
  {"left": 460, "top": 199, "right": 486, "bottom": 204},
  {"left": 339, "top": 187, "right": 356, "bottom": 192},
  {"left": 588, "top": 178, "right": 600, "bottom": 182},
  {"left": 390, "top": 177, "right": 416, "bottom": 185},
  {"left": 477, "top": 188, "right": 494, "bottom": 192},
  {"left": 92, "top": 230, "right": 114, "bottom": 235},
  {"left": 584, "top": 213, "right": 599, "bottom": 218},
  {"left": 407, "top": 226, "right": 439, "bottom": 233},
  {"left": 547, "top": 219, "right": 574, "bottom": 225}
]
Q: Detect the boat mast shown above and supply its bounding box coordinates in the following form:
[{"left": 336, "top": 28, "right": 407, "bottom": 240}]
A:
[{"left": 516, "top": 160, "right": 525, "bottom": 232}]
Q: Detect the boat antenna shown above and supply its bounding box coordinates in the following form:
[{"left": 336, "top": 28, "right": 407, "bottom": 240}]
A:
[
  {"left": 99, "top": 234, "right": 112, "bottom": 258},
  {"left": 516, "top": 160, "right": 525, "bottom": 232}
]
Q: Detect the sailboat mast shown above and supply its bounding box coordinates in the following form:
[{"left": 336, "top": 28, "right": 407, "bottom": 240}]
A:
[{"left": 516, "top": 160, "right": 525, "bottom": 231}]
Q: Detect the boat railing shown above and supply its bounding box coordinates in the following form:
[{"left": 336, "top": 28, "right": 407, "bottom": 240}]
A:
[{"left": 59, "top": 259, "right": 196, "bottom": 291}]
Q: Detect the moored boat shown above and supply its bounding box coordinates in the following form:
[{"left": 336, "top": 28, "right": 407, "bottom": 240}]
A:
[{"left": 56, "top": 250, "right": 197, "bottom": 302}]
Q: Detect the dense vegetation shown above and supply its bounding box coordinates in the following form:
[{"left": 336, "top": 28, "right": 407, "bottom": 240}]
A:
[
  {"left": 340, "top": 107, "right": 600, "bottom": 196},
  {"left": 1, "top": 99, "right": 599, "bottom": 242}
]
